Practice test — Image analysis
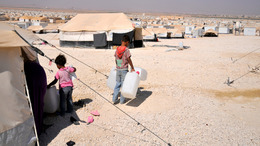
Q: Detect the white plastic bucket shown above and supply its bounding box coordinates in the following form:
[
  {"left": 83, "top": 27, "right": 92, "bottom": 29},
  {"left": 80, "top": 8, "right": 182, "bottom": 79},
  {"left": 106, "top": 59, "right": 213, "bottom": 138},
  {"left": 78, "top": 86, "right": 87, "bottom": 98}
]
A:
[
  {"left": 134, "top": 67, "right": 147, "bottom": 81},
  {"left": 44, "top": 86, "right": 60, "bottom": 113},
  {"left": 121, "top": 72, "right": 140, "bottom": 98},
  {"left": 107, "top": 67, "right": 117, "bottom": 90}
]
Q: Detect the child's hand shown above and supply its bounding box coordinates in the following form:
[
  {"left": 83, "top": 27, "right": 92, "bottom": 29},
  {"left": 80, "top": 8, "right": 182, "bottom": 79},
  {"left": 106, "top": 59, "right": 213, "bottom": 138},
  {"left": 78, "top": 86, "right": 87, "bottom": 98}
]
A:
[{"left": 131, "top": 68, "right": 135, "bottom": 72}]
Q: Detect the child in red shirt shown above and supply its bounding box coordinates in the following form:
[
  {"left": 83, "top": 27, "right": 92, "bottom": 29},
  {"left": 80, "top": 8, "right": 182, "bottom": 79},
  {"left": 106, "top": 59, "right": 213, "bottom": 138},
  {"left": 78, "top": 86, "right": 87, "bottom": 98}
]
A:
[{"left": 113, "top": 35, "right": 135, "bottom": 104}]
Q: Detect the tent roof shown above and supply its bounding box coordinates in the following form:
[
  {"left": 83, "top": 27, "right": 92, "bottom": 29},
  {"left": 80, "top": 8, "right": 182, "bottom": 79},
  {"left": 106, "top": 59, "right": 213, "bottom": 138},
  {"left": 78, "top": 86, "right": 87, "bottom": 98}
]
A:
[
  {"left": 19, "top": 15, "right": 33, "bottom": 19},
  {"left": 31, "top": 17, "right": 48, "bottom": 21},
  {"left": 146, "top": 28, "right": 168, "bottom": 34},
  {"left": 142, "top": 28, "right": 154, "bottom": 36},
  {"left": 43, "top": 23, "right": 63, "bottom": 30},
  {"left": 204, "top": 29, "right": 218, "bottom": 35},
  {"left": 27, "top": 25, "right": 43, "bottom": 31},
  {"left": 61, "top": 13, "right": 134, "bottom": 32},
  {"left": 0, "top": 30, "right": 29, "bottom": 47}
]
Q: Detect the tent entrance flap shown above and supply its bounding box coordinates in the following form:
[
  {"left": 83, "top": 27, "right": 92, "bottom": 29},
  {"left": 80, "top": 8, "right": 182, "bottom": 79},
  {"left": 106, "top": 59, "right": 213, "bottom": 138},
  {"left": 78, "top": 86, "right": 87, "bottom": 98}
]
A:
[{"left": 94, "top": 33, "right": 107, "bottom": 47}]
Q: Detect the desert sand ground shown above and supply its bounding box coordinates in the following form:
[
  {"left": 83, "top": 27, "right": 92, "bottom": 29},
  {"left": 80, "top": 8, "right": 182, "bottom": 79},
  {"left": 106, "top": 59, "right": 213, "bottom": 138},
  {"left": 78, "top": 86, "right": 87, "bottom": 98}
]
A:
[{"left": 37, "top": 33, "right": 260, "bottom": 146}]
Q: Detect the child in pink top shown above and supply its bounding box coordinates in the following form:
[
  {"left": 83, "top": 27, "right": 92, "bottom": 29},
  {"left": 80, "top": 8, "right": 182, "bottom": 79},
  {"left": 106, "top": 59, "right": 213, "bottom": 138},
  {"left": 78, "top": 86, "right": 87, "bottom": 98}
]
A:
[{"left": 47, "top": 54, "right": 76, "bottom": 116}]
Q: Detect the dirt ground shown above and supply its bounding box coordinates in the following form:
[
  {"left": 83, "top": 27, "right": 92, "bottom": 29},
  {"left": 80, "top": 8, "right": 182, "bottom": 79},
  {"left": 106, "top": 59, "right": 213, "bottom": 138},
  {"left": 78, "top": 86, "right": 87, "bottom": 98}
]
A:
[{"left": 37, "top": 33, "right": 260, "bottom": 146}]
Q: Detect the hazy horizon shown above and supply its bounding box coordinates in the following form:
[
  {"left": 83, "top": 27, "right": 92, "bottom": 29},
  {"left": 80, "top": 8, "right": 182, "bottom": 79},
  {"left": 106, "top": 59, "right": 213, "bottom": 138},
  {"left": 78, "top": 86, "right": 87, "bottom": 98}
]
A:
[{"left": 0, "top": 0, "right": 260, "bottom": 16}]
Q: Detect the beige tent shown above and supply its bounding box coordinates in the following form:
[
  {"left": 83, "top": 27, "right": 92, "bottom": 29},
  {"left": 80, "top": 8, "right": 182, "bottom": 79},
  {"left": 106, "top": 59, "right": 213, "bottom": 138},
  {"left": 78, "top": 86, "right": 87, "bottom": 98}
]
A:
[
  {"left": 0, "top": 30, "right": 38, "bottom": 146},
  {"left": 0, "top": 22, "right": 39, "bottom": 145},
  {"left": 59, "top": 13, "right": 139, "bottom": 48}
]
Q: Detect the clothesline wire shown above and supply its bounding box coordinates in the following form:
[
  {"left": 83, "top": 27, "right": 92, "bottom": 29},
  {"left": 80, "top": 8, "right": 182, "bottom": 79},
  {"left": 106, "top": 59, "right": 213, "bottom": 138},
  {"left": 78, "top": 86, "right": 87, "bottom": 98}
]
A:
[
  {"left": 225, "top": 62, "right": 260, "bottom": 86},
  {"left": 39, "top": 36, "right": 109, "bottom": 78},
  {"left": 232, "top": 48, "right": 260, "bottom": 63}
]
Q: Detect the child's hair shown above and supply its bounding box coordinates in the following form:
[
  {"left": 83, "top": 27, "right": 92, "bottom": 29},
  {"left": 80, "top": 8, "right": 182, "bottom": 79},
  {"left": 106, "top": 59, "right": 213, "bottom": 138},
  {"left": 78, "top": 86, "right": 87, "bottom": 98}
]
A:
[
  {"left": 55, "top": 54, "right": 66, "bottom": 66},
  {"left": 122, "top": 35, "right": 130, "bottom": 42}
]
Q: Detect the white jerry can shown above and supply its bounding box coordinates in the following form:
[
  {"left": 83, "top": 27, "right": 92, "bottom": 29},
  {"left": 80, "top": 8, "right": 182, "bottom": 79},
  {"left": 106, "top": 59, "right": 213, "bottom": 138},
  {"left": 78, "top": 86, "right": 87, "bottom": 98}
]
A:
[
  {"left": 134, "top": 67, "right": 147, "bottom": 81},
  {"left": 107, "top": 67, "right": 117, "bottom": 90},
  {"left": 121, "top": 72, "right": 140, "bottom": 98},
  {"left": 44, "top": 86, "right": 60, "bottom": 113}
]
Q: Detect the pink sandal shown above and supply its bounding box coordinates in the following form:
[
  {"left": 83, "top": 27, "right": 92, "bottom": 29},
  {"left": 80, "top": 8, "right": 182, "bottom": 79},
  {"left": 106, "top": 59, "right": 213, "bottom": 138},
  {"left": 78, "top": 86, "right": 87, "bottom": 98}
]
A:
[
  {"left": 88, "top": 116, "right": 94, "bottom": 124},
  {"left": 90, "top": 110, "right": 100, "bottom": 116}
]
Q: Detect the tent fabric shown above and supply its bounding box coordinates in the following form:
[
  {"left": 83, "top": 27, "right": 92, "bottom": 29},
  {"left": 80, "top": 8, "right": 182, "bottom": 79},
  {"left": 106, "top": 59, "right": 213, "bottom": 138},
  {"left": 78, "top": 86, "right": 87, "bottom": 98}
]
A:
[
  {"left": 204, "top": 29, "right": 218, "bottom": 35},
  {"left": 134, "top": 28, "right": 143, "bottom": 40},
  {"left": 142, "top": 28, "right": 154, "bottom": 36},
  {"left": 0, "top": 22, "right": 39, "bottom": 44},
  {"left": 146, "top": 28, "right": 168, "bottom": 34},
  {"left": 61, "top": 13, "right": 134, "bottom": 32},
  {"left": 0, "top": 47, "right": 36, "bottom": 145},
  {"left": 94, "top": 33, "right": 107, "bottom": 47},
  {"left": 0, "top": 117, "right": 36, "bottom": 146},
  {"left": 0, "top": 22, "right": 38, "bottom": 61},
  {"left": 0, "top": 30, "right": 29, "bottom": 47},
  {"left": 43, "top": 24, "right": 63, "bottom": 31},
  {"left": 112, "top": 30, "right": 134, "bottom": 45},
  {"left": 27, "top": 25, "right": 43, "bottom": 31}
]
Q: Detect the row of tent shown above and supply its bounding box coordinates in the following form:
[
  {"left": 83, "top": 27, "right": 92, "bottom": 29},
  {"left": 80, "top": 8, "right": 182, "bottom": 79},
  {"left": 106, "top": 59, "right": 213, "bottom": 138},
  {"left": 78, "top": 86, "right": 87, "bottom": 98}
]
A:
[
  {"left": 24, "top": 13, "right": 220, "bottom": 48},
  {"left": 0, "top": 22, "right": 40, "bottom": 145}
]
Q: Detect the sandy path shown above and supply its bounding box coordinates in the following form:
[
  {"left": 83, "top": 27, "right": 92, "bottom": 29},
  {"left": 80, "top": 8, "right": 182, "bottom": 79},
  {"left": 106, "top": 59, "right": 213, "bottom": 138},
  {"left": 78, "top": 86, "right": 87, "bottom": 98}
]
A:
[{"left": 38, "top": 34, "right": 260, "bottom": 145}]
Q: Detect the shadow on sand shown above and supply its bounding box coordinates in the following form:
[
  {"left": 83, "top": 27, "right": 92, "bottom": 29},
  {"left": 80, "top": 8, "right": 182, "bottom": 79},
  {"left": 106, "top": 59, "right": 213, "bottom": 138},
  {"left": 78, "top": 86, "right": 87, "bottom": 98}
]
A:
[
  {"left": 126, "top": 87, "right": 152, "bottom": 107},
  {"left": 39, "top": 98, "right": 92, "bottom": 145}
]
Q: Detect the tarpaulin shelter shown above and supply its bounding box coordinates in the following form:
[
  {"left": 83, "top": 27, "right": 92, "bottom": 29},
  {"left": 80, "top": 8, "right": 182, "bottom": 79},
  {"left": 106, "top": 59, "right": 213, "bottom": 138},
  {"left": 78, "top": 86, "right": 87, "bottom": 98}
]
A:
[
  {"left": 167, "top": 29, "right": 184, "bottom": 38},
  {"left": 146, "top": 28, "right": 168, "bottom": 38},
  {"left": 59, "top": 13, "right": 142, "bottom": 48},
  {"left": 0, "top": 22, "right": 39, "bottom": 145},
  {"left": 43, "top": 23, "right": 63, "bottom": 33},
  {"left": 204, "top": 29, "right": 218, "bottom": 37},
  {"left": 192, "top": 27, "right": 204, "bottom": 38},
  {"left": 27, "top": 25, "right": 43, "bottom": 34},
  {"left": 142, "top": 28, "right": 156, "bottom": 41}
]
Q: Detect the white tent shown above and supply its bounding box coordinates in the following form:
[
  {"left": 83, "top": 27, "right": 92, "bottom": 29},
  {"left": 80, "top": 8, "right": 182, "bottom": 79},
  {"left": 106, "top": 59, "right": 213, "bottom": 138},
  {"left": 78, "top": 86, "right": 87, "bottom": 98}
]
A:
[
  {"left": 0, "top": 23, "right": 38, "bottom": 146},
  {"left": 244, "top": 27, "right": 256, "bottom": 36},
  {"left": 185, "top": 26, "right": 195, "bottom": 35}
]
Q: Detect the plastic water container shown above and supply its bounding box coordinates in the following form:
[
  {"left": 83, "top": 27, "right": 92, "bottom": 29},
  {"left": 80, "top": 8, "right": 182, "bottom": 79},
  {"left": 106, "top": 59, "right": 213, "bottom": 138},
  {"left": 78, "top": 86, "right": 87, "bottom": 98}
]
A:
[
  {"left": 44, "top": 86, "right": 60, "bottom": 113},
  {"left": 69, "top": 65, "right": 77, "bottom": 82},
  {"left": 107, "top": 67, "right": 117, "bottom": 90},
  {"left": 121, "top": 72, "right": 140, "bottom": 98},
  {"left": 179, "top": 42, "right": 183, "bottom": 48},
  {"left": 134, "top": 67, "right": 147, "bottom": 81}
]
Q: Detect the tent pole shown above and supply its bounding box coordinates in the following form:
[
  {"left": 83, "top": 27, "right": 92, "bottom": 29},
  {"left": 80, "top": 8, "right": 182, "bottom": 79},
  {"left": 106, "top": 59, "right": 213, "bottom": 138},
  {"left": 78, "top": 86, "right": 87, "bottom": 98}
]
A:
[{"left": 22, "top": 68, "right": 40, "bottom": 146}]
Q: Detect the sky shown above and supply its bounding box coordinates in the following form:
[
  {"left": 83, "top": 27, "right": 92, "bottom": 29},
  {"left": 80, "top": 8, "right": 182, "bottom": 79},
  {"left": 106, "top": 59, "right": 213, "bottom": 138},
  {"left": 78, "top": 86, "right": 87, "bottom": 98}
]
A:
[{"left": 0, "top": 0, "right": 260, "bottom": 16}]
